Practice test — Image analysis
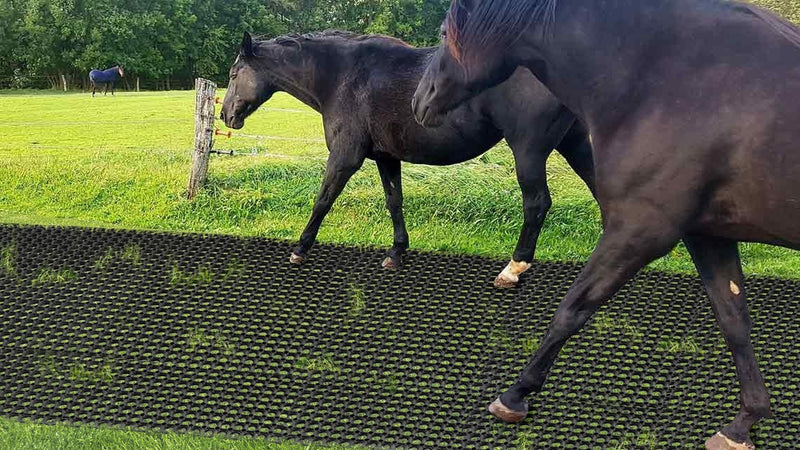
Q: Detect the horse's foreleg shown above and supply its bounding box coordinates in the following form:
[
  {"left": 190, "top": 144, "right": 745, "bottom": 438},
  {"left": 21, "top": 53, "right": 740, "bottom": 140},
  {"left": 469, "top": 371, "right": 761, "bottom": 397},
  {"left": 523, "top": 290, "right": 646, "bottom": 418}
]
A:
[
  {"left": 376, "top": 158, "right": 408, "bottom": 269},
  {"left": 103, "top": 83, "right": 108, "bottom": 96},
  {"left": 290, "top": 149, "right": 365, "bottom": 265},
  {"left": 111, "top": 82, "right": 115, "bottom": 96},
  {"left": 684, "top": 235, "right": 770, "bottom": 450},
  {"left": 491, "top": 206, "right": 680, "bottom": 421}
]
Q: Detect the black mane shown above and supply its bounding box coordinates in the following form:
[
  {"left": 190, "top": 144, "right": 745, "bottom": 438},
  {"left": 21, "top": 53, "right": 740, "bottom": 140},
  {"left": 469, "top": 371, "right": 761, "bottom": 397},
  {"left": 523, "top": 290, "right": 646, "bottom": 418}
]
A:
[
  {"left": 446, "top": 0, "right": 557, "bottom": 64},
  {"left": 446, "top": 0, "right": 800, "bottom": 66},
  {"left": 258, "top": 30, "right": 412, "bottom": 49}
]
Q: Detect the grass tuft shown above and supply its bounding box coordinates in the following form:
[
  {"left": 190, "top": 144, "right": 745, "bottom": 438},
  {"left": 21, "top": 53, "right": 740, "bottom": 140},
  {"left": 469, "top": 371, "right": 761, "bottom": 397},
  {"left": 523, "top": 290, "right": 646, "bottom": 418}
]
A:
[
  {"left": 223, "top": 258, "right": 246, "bottom": 280},
  {"left": 94, "top": 244, "right": 142, "bottom": 270},
  {"left": 592, "top": 312, "right": 643, "bottom": 340},
  {"left": 69, "top": 363, "right": 114, "bottom": 383},
  {"left": 348, "top": 283, "right": 366, "bottom": 318},
  {"left": 92, "top": 248, "right": 116, "bottom": 270},
  {"left": 36, "top": 355, "right": 59, "bottom": 376},
  {"left": 37, "top": 355, "right": 114, "bottom": 383},
  {"left": 657, "top": 337, "right": 704, "bottom": 354},
  {"left": 32, "top": 267, "right": 77, "bottom": 285},
  {"left": 1, "top": 242, "right": 16, "bottom": 276},
  {"left": 296, "top": 353, "right": 339, "bottom": 372},
  {"left": 185, "top": 327, "right": 232, "bottom": 355},
  {"left": 170, "top": 263, "right": 213, "bottom": 285},
  {"left": 609, "top": 428, "right": 659, "bottom": 450},
  {"left": 519, "top": 337, "right": 540, "bottom": 355},
  {"left": 120, "top": 243, "right": 142, "bottom": 265}
]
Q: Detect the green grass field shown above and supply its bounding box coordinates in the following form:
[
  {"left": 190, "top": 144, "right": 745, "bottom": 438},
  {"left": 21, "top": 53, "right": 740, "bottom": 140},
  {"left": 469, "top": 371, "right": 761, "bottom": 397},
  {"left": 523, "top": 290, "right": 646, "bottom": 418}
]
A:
[{"left": 1, "top": 89, "right": 799, "bottom": 449}]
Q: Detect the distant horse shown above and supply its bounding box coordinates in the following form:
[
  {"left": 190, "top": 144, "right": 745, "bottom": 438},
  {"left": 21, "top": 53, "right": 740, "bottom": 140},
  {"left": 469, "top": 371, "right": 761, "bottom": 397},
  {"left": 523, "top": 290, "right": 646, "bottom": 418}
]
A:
[
  {"left": 413, "top": 0, "right": 800, "bottom": 448},
  {"left": 89, "top": 66, "right": 124, "bottom": 97},
  {"left": 220, "top": 31, "right": 595, "bottom": 287}
]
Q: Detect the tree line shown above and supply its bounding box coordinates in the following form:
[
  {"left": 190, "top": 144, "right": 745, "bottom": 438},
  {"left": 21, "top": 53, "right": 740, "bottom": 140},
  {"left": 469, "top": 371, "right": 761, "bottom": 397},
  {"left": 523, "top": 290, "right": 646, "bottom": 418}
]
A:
[{"left": 0, "top": 0, "right": 797, "bottom": 90}]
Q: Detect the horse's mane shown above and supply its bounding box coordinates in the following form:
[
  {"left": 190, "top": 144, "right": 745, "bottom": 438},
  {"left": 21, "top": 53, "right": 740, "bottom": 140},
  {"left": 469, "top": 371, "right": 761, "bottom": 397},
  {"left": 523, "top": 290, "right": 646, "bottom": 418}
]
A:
[
  {"left": 446, "top": 0, "right": 557, "bottom": 65},
  {"left": 734, "top": 2, "right": 800, "bottom": 49},
  {"left": 258, "top": 30, "right": 412, "bottom": 49},
  {"left": 444, "top": 0, "right": 800, "bottom": 66}
]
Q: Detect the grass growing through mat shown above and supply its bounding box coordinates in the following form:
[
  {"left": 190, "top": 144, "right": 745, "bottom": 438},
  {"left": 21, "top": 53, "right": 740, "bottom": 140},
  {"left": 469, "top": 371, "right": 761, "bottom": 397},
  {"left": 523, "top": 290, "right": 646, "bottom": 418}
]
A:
[
  {"left": 69, "top": 363, "right": 114, "bottom": 383},
  {"left": 170, "top": 263, "right": 213, "bottom": 285},
  {"left": 32, "top": 267, "right": 77, "bottom": 285},
  {"left": 296, "top": 354, "right": 340, "bottom": 372},
  {"left": 657, "top": 337, "right": 705, "bottom": 354},
  {"left": 36, "top": 356, "right": 114, "bottom": 383},
  {"left": 184, "top": 327, "right": 233, "bottom": 355},
  {"left": 592, "top": 312, "right": 643, "bottom": 340},
  {"left": 223, "top": 258, "right": 246, "bottom": 279},
  {"left": 0, "top": 242, "right": 15, "bottom": 276},
  {"left": 610, "top": 428, "right": 659, "bottom": 450},
  {"left": 94, "top": 243, "right": 142, "bottom": 269},
  {"left": 348, "top": 283, "right": 366, "bottom": 318}
]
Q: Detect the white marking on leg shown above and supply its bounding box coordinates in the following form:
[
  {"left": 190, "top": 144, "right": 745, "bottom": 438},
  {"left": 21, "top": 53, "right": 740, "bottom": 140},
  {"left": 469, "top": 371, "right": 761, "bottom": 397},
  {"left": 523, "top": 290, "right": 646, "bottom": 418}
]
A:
[
  {"left": 730, "top": 281, "right": 741, "bottom": 295},
  {"left": 498, "top": 260, "right": 533, "bottom": 284}
]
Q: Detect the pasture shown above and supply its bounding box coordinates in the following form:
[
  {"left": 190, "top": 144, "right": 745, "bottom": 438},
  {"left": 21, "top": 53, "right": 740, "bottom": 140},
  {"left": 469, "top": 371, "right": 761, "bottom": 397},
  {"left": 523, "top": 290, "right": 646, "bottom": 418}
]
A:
[{"left": 2, "top": 90, "right": 800, "bottom": 278}]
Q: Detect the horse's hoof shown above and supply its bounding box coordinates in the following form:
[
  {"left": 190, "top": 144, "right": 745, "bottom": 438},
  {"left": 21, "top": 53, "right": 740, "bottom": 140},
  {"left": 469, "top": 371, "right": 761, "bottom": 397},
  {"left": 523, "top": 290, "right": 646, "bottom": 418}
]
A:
[
  {"left": 488, "top": 397, "right": 528, "bottom": 423},
  {"left": 289, "top": 253, "right": 306, "bottom": 265},
  {"left": 494, "top": 274, "right": 518, "bottom": 289},
  {"left": 382, "top": 257, "right": 400, "bottom": 270},
  {"left": 705, "top": 432, "right": 755, "bottom": 450}
]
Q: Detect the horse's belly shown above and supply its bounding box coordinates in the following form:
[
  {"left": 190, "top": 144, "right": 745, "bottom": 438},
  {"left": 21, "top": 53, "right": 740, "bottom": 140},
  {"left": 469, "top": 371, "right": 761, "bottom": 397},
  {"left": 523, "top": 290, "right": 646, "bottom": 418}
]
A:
[{"left": 694, "top": 182, "right": 800, "bottom": 250}]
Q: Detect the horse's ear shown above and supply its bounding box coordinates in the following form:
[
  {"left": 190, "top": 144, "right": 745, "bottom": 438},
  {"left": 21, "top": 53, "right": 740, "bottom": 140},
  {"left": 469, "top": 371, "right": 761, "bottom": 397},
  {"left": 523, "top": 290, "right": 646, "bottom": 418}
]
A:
[{"left": 241, "top": 32, "right": 255, "bottom": 58}]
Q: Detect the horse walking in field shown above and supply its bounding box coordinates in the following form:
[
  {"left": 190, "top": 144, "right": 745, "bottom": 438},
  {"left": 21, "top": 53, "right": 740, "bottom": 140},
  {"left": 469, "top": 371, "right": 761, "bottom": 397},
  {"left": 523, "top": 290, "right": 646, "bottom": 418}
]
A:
[
  {"left": 220, "top": 31, "right": 595, "bottom": 287},
  {"left": 89, "top": 66, "right": 124, "bottom": 97},
  {"left": 413, "top": 0, "right": 800, "bottom": 448}
]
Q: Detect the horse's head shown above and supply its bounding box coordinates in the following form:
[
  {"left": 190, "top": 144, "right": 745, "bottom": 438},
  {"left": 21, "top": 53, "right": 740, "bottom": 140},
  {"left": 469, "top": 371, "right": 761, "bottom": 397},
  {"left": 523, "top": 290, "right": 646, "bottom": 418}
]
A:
[
  {"left": 221, "top": 32, "right": 281, "bottom": 129},
  {"left": 413, "top": 0, "right": 522, "bottom": 127},
  {"left": 117, "top": 66, "right": 124, "bottom": 77}
]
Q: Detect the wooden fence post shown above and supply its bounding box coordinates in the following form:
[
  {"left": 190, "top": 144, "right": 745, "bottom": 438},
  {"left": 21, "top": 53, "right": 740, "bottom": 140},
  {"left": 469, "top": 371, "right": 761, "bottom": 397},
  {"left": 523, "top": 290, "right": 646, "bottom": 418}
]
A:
[
  {"left": 136, "top": 77, "right": 140, "bottom": 92},
  {"left": 187, "top": 78, "right": 217, "bottom": 199},
  {"left": 61, "top": 74, "right": 67, "bottom": 92}
]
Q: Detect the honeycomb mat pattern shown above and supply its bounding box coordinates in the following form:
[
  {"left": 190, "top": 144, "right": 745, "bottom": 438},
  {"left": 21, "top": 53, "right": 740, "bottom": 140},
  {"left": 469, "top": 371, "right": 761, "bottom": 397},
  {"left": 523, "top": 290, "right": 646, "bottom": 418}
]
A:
[{"left": 0, "top": 224, "right": 798, "bottom": 449}]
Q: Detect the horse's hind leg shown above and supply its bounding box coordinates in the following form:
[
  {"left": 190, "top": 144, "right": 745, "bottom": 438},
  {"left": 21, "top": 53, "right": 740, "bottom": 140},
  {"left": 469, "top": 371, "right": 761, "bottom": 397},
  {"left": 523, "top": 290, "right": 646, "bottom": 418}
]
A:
[
  {"left": 376, "top": 158, "right": 409, "bottom": 269},
  {"left": 684, "top": 235, "right": 770, "bottom": 450},
  {"left": 104, "top": 83, "right": 108, "bottom": 96},
  {"left": 490, "top": 207, "right": 680, "bottom": 420},
  {"left": 91, "top": 82, "right": 96, "bottom": 97},
  {"left": 290, "top": 145, "right": 365, "bottom": 265},
  {"left": 495, "top": 148, "right": 551, "bottom": 288}
]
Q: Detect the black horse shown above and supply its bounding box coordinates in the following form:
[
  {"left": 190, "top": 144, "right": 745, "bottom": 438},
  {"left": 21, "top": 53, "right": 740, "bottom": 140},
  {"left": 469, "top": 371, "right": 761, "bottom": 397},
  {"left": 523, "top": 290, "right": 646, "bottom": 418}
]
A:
[
  {"left": 89, "top": 66, "right": 124, "bottom": 97},
  {"left": 413, "top": 0, "right": 800, "bottom": 448},
  {"left": 220, "top": 31, "right": 595, "bottom": 288}
]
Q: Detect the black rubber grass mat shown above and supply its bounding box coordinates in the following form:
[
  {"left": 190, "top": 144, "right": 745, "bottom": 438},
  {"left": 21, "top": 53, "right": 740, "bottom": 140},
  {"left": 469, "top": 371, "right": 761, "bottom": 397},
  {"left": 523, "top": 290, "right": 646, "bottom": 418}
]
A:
[{"left": 0, "top": 224, "right": 798, "bottom": 449}]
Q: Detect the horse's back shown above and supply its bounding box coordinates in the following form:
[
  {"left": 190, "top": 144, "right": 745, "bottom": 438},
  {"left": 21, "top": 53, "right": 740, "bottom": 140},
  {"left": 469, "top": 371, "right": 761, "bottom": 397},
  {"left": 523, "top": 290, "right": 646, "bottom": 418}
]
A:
[{"left": 348, "top": 45, "right": 503, "bottom": 164}]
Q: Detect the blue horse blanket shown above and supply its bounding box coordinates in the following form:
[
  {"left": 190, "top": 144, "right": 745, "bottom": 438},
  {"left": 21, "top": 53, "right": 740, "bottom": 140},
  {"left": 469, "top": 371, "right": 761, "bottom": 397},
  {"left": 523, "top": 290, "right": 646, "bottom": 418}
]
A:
[{"left": 89, "top": 67, "right": 122, "bottom": 83}]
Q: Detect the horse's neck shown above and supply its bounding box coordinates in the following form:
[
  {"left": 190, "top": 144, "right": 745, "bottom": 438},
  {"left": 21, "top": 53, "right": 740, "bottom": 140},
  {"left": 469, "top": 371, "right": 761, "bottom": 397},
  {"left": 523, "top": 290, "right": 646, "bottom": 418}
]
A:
[
  {"left": 257, "top": 48, "right": 338, "bottom": 112},
  {"left": 522, "top": 0, "right": 671, "bottom": 124}
]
